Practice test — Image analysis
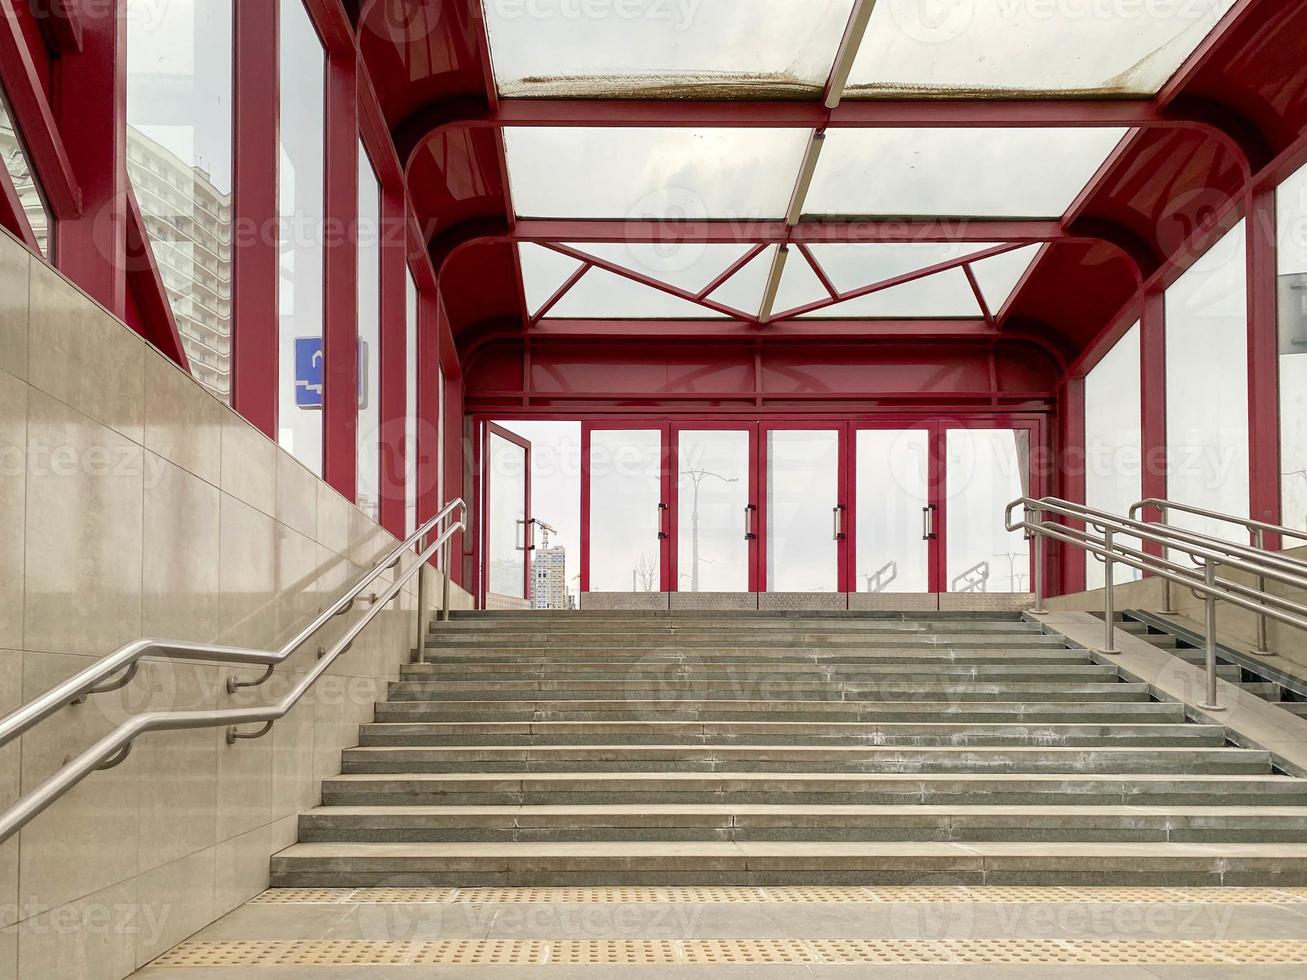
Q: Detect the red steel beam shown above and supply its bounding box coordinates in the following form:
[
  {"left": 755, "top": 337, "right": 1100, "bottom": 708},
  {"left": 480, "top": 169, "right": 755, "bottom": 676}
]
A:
[
  {"left": 124, "top": 188, "right": 190, "bottom": 370},
  {"left": 529, "top": 319, "right": 1003, "bottom": 342},
  {"left": 231, "top": 0, "right": 279, "bottom": 438},
  {"left": 1246, "top": 186, "right": 1282, "bottom": 540},
  {"left": 27, "top": 0, "right": 82, "bottom": 54},
  {"left": 0, "top": 154, "right": 39, "bottom": 251}
]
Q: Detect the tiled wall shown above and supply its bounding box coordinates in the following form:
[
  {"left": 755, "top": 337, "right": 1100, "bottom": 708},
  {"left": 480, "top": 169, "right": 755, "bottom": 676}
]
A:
[{"left": 0, "top": 228, "right": 471, "bottom": 978}]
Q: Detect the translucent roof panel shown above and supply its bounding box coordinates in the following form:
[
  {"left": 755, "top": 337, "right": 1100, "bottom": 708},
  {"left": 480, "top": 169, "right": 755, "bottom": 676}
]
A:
[
  {"left": 547, "top": 268, "right": 727, "bottom": 319},
  {"left": 564, "top": 242, "right": 755, "bottom": 295},
  {"left": 518, "top": 243, "right": 584, "bottom": 316},
  {"left": 806, "top": 128, "right": 1128, "bottom": 219},
  {"left": 803, "top": 269, "right": 982, "bottom": 319},
  {"left": 505, "top": 127, "right": 811, "bottom": 219},
  {"left": 847, "top": 0, "right": 1237, "bottom": 97},
  {"left": 970, "top": 245, "right": 1044, "bottom": 314},
  {"left": 708, "top": 246, "right": 777, "bottom": 316},
  {"left": 806, "top": 243, "right": 1003, "bottom": 294},
  {"left": 773, "top": 249, "right": 832, "bottom": 315},
  {"left": 483, "top": 0, "right": 853, "bottom": 99}
]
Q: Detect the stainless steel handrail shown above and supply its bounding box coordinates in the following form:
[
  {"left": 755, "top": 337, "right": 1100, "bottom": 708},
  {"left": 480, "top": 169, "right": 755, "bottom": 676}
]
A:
[
  {"left": 1009, "top": 497, "right": 1307, "bottom": 712},
  {"left": 0, "top": 500, "right": 466, "bottom": 843},
  {"left": 1130, "top": 497, "right": 1307, "bottom": 655}
]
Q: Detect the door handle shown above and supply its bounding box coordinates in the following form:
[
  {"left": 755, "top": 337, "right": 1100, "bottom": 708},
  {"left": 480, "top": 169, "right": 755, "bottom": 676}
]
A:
[
  {"left": 657, "top": 503, "right": 669, "bottom": 540},
  {"left": 832, "top": 504, "right": 846, "bottom": 541},
  {"left": 922, "top": 505, "right": 937, "bottom": 541},
  {"left": 744, "top": 504, "right": 757, "bottom": 541},
  {"left": 516, "top": 519, "right": 529, "bottom": 551}
]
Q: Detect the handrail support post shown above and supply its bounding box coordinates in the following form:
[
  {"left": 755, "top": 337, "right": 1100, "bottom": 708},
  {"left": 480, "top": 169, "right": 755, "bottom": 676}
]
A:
[
  {"left": 414, "top": 532, "right": 429, "bottom": 665},
  {"left": 1029, "top": 504, "right": 1047, "bottom": 614},
  {"left": 1252, "top": 528, "right": 1275, "bottom": 657},
  {"left": 1101, "top": 529, "right": 1120, "bottom": 654},
  {"left": 440, "top": 537, "right": 453, "bottom": 623},
  {"left": 1199, "top": 561, "right": 1225, "bottom": 711}
]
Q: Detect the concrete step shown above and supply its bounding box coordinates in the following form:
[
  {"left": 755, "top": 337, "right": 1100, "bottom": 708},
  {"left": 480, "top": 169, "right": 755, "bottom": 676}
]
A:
[
  {"left": 373, "top": 699, "right": 1185, "bottom": 724},
  {"left": 399, "top": 664, "right": 1123, "bottom": 685},
  {"left": 338, "top": 744, "right": 1270, "bottom": 776},
  {"left": 319, "top": 771, "right": 1307, "bottom": 808},
  {"left": 269, "top": 839, "right": 1307, "bottom": 887},
  {"left": 422, "top": 649, "right": 1095, "bottom": 666},
  {"left": 385, "top": 680, "right": 1150, "bottom": 703},
  {"left": 297, "top": 804, "right": 1307, "bottom": 845},
  {"left": 358, "top": 721, "right": 1228, "bottom": 748},
  {"left": 436, "top": 617, "right": 1036, "bottom": 632},
  {"left": 426, "top": 634, "right": 1069, "bottom": 650}
]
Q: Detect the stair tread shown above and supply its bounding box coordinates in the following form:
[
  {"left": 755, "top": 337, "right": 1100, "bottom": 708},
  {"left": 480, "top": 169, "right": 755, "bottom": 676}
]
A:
[
  {"left": 324, "top": 771, "right": 1298, "bottom": 784},
  {"left": 303, "top": 803, "right": 1307, "bottom": 818}
]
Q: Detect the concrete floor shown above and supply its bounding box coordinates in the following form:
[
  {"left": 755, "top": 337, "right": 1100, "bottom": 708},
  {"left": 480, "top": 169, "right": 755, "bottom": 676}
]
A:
[{"left": 130, "top": 887, "right": 1307, "bottom": 979}]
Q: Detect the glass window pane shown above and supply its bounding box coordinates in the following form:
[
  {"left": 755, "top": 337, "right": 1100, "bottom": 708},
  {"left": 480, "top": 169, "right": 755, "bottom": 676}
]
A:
[
  {"left": 848, "top": 1, "right": 1236, "bottom": 98},
  {"left": 677, "top": 430, "right": 750, "bottom": 593},
  {"left": 970, "top": 244, "right": 1043, "bottom": 314},
  {"left": 126, "top": 0, "right": 233, "bottom": 401},
  {"left": 484, "top": 0, "right": 853, "bottom": 99},
  {"left": 1165, "top": 221, "right": 1249, "bottom": 548},
  {"left": 566, "top": 242, "right": 755, "bottom": 295},
  {"left": 807, "top": 128, "right": 1128, "bottom": 219},
  {"left": 1085, "top": 323, "right": 1143, "bottom": 590},
  {"left": 277, "top": 0, "right": 326, "bottom": 475},
  {"left": 946, "top": 429, "right": 1030, "bottom": 593},
  {"left": 488, "top": 433, "right": 527, "bottom": 599},
  {"left": 708, "top": 245, "right": 775, "bottom": 315},
  {"left": 855, "top": 429, "right": 931, "bottom": 594},
  {"left": 588, "top": 429, "right": 663, "bottom": 592},
  {"left": 356, "top": 143, "right": 381, "bottom": 521},
  {"left": 548, "top": 267, "right": 726, "bottom": 319},
  {"left": 766, "top": 429, "right": 839, "bottom": 593},
  {"left": 405, "top": 270, "right": 418, "bottom": 536},
  {"left": 806, "top": 268, "right": 981, "bottom": 318},
  {"left": 518, "top": 243, "right": 584, "bottom": 316},
  {"left": 1278, "top": 162, "right": 1307, "bottom": 533},
  {"left": 808, "top": 243, "right": 1002, "bottom": 294},
  {"left": 0, "top": 86, "right": 51, "bottom": 257},
  {"left": 504, "top": 127, "right": 811, "bottom": 220}
]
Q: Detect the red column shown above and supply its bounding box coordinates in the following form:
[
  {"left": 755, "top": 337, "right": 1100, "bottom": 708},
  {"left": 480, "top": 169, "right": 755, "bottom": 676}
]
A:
[
  {"left": 231, "top": 0, "right": 279, "bottom": 437},
  {"left": 1139, "top": 290, "right": 1168, "bottom": 561},
  {"left": 322, "top": 48, "right": 359, "bottom": 503},
  {"left": 1247, "top": 188, "right": 1282, "bottom": 544},
  {"left": 52, "top": 0, "right": 125, "bottom": 316},
  {"left": 1060, "top": 377, "right": 1088, "bottom": 595}
]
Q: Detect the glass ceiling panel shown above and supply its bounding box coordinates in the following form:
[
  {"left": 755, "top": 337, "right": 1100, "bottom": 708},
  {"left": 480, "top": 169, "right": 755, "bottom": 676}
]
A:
[
  {"left": 519, "top": 243, "right": 584, "bottom": 316},
  {"left": 847, "top": 0, "right": 1236, "bottom": 98},
  {"left": 807, "top": 242, "right": 1003, "bottom": 294},
  {"left": 774, "top": 249, "right": 831, "bottom": 315},
  {"left": 505, "top": 127, "right": 810, "bottom": 220},
  {"left": 709, "top": 245, "right": 776, "bottom": 316},
  {"left": 970, "top": 244, "right": 1043, "bottom": 313},
  {"left": 483, "top": 0, "right": 853, "bottom": 99},
  {"left": 547, "top": 267, "right": 727, "bottom": 319},
  {"left": 564, "top": 242, "right": 754, "bottom": 294},
  {"left": 803, "top": 268, "right": 982, "bottom": 319},
  {"left": 806, "top": 128, "right": 1128, "bottom": 219}
]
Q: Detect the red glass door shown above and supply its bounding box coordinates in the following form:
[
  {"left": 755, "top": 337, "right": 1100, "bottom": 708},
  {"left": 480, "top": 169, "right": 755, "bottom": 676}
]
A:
[
  {"left": 482, "top": 422, "right": 533, "bottom": 604},
  {"left": 670, "top": 422, "right": 759, "bottom": 593},
  {"left": 759, "top": 422, "right": 850, "bottom": 593}
]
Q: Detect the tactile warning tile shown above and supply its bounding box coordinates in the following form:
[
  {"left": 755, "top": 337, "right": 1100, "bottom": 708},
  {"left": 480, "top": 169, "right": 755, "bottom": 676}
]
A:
[
  {"left": 251, "top": 885, "right": 1307, "bottom": 907},
  {"left": 152, "top": 940, "right": 1307, "bottom": 968},
  {"left": 247, "top": 889, "right": 355, "bottom": 905}
]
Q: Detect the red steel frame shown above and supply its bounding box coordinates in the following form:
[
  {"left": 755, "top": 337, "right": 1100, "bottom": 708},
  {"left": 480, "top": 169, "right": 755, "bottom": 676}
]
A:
[{"left": 479, "top": 421, "right": 533, "bottom": 606}]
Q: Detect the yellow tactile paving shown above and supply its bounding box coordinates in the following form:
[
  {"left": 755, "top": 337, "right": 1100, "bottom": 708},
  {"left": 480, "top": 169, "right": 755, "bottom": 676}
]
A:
[
  {"left": 250, "top": 885, "right": 1307, "bottom": 905},
  {"left": 152, "top": 939, "right": 1307, "bottom": 968}
]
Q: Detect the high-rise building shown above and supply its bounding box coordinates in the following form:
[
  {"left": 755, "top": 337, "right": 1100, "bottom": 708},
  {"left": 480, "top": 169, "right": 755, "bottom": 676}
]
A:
[
  {"left": 126, "top": 128, "right": 234, "bottom": 403},
  {"left": 531, "top": 546, "right": 568, "bottom": 610}
]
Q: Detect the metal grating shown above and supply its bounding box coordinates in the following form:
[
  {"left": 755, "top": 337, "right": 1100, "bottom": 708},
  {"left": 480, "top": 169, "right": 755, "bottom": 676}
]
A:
[
  {"left": 249, "top": 886, "right": 1307, "bottom": 906},
  {"left": 153, "top": 939, "right": 1307, "bottom": 967}
]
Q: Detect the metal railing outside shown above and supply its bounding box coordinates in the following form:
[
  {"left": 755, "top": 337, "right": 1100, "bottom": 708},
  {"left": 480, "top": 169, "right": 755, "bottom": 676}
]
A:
[
  {"left": 1130, "top": 498, "right": 1307, "bottom": 656},
  {"left": 1008, "top": 497, "right": 1307, "bottom": 713},
  {"left": 0, "top": 498, "right": 466, "bottom": 844}
]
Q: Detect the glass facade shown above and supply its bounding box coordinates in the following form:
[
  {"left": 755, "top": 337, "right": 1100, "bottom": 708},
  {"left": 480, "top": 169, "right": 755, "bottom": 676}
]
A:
[
  {"left": 1279, "top": 162, "right": 1307, "bottom": 533},
  {"left": 1165, "top": 221, "right": 1250, "bottom": 547},
  {"left": 356, "top": 142, "right": 381, "bottom": 521},
  {"left": 277, "top": 0, "right": 327, "bottom": 475},
  {"left": 1085, "top": 323, "right": 1144, "bottom": 589},
  {"left": 0, "top": 84, "right": 51, "bottom": 257},
  {"left": 126, "top": 0, "right": 233, "bottom": 401},
  {"left": 405, "top": 270, "right": 419, "bottom": 536}
]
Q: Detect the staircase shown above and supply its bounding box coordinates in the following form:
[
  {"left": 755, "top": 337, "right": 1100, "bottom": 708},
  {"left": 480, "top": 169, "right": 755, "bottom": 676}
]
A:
[{"left": 272, "top": 611, "right": 1307, "bottom": 887}]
